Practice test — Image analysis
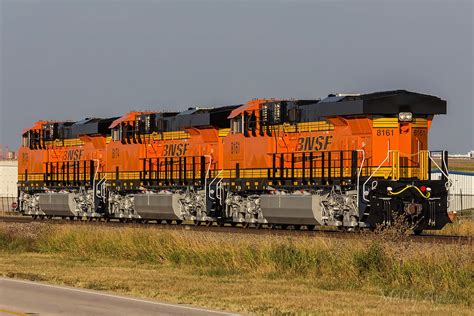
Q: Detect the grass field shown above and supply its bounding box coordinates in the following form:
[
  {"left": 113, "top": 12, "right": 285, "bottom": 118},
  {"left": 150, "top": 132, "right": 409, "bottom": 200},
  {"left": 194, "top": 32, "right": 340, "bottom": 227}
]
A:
[
  {"left": 426, "top": 214, "right": 474, "bottom": 236},
  {"left": 0, "top": 223, "right": 472, "bottom": 314},
  {"left": 434, "top": 158, "right": 474, "bottom": 172}
]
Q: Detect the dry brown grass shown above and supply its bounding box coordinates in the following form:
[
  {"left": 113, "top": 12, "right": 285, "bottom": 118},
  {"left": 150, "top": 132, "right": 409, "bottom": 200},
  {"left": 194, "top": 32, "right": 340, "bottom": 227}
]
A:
[
  {"left": 426, "top": 217, "right": 474, "bottom": 236},
  {"left": 0, "top": 223, "right": 472, "bottom": 315},
  {"left": 450, "top": 159, "right": 474, "bottom": 172},
  {"left": 1, "top": 254, "right": 472, "bottom": 315},
  {"left": 434, "top": 158, "right": 474, "bottom": 172}
]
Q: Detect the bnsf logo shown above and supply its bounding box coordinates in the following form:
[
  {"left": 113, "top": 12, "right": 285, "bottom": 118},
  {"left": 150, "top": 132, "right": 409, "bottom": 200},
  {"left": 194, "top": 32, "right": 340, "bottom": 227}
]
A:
[
  {"left": 296, "top": 136, "right": 333, "bottom": 151},
  {"left": 163, "top": 143, "right": 189, "bottom": 157},
  {"left": 62, "top": 149, "right": 84, "bottom": 161}
]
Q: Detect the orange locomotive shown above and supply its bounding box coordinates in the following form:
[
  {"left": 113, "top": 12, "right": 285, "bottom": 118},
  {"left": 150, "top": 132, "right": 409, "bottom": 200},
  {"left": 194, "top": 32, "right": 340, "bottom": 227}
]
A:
[
  {"left": 17, "top": 118, "right": 116, "bottom": 217},
  {"left": 17, "top": 90, "right": 451, "bottom": 233}
]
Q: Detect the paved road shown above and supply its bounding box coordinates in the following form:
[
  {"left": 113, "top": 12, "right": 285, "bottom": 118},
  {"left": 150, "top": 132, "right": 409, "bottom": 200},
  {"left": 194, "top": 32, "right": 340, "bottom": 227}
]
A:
[{"left": 0, "top": 278, "right": 238, "bottom": 316}]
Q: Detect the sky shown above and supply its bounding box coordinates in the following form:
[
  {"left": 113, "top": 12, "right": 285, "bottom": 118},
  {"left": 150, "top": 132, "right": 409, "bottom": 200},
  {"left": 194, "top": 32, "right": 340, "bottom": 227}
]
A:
[{"left": 0, "top": 0, "right": 472, "bottom": 153}]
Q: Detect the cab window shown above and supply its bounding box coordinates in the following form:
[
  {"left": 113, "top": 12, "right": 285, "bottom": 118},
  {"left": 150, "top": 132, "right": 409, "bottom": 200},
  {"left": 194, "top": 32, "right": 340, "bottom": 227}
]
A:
[
  {"left": 22, "top": 133, "right": 29, "bottom": 147},
  {"left": 231, "top": 115, "right": 243, "bottom": 133},
  {"left": 112, "top": 127, "right": 122, "bottom": 141}
]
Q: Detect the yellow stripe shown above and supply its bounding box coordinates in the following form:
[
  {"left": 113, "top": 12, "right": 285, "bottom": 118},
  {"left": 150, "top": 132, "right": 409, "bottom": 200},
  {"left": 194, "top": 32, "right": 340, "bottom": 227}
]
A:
[
  {"left": 373, "top": 118, "right": 398, "bottom": 128},
  {"left": 162, "top": 131, "right": 189, "bottom": 140},
  {"left": 412, "top": 118, "right": 427, "bottom": 128},
  {"left": 295, "top": 121, "right": 334, "bottom": 132},
  {"left": 218, "top": 128, "right": 230, "bottom": 137}
]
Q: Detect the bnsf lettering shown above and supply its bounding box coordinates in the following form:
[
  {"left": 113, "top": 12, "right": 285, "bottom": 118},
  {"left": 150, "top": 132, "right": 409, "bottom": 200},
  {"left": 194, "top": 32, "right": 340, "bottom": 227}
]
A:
[
  {"left": 163, "top": 143, "right": 189, "bottom": 157},
  {"left": 296, "top": 136, "right": 333, "bottom": 151},
  {"left": 62, "top": 149, "right": 84, "bottom": 161}
]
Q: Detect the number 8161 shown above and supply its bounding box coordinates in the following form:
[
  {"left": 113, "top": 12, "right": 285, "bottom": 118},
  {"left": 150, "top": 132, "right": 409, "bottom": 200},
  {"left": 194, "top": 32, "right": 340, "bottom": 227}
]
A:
[{"left": 376, "top": 129, "right": 394, "bottom": 136}]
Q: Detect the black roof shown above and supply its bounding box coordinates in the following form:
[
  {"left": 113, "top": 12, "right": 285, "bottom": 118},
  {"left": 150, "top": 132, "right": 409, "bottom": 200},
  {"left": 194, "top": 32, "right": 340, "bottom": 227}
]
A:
[
  {"left": 71, "top": 117, "right": 119, "bottom": 137},
  {"left": 317, "top": 90, "right": 446, "bottom": 116}
]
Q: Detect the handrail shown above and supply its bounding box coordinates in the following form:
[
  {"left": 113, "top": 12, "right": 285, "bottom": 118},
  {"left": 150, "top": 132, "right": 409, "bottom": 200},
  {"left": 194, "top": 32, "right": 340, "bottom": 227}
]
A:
[
  {"left": 92, "top": 159, "right": 100, "bottom": 196},
  {"left": 203, "top": 155, "right": 212, "bottom": 207},
  {"left": 428, "top": 151, "right": 453, "bottom": 203},
  {"left": 362, "top": 147, "right": 394, "bottom": 202},
  {"left": 95, "top": 176, "right": 106, "bottom": 198},
  {"left": 216, "top": 170, "right": 225, "bottom": 205},
  {"left": 208, "top": 169, "right": 223, "bottom": 201},
  {"left": 356, "top": 149, "right": 366, "bottom": 209}
]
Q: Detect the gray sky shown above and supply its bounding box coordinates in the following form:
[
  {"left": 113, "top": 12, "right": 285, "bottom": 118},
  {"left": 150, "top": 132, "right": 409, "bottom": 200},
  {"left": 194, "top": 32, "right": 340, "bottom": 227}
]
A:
[{"left": 1, "top": 0, "right": 473, "bottom": 153}]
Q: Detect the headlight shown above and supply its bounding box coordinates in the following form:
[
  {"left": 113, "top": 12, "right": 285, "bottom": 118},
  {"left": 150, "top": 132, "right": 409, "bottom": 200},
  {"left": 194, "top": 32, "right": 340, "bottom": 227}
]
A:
[{"left": 398, "top": 112, "right": 413, "bottom": 122}]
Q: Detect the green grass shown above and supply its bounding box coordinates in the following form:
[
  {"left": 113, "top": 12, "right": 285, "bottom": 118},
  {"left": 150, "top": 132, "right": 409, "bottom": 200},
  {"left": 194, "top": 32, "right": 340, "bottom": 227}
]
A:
[{"left": 0, "top": 222, "right": 472, "bottom": 314}]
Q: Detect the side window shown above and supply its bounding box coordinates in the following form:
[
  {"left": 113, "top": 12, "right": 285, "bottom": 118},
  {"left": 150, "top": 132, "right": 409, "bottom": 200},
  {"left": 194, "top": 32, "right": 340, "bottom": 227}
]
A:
[
  {"left": 22, "top": 133, "right": 29, "bottom": 147},
  {"left": 112, "top": 127, "right": 121, "bottom": 141},
  {"left": 231, "top": 116, "right": 243, "bottom": 134}
]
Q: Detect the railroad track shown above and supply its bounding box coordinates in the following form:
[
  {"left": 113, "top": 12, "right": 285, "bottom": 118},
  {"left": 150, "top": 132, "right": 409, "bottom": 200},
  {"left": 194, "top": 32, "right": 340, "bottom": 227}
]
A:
[{"left": 0, "top": 215, "right": 471, "bottom": 245}]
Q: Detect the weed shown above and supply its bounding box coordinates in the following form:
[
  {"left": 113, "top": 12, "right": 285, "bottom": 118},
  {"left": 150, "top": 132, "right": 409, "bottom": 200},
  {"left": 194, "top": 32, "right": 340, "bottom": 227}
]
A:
[{"left": 0, "top": 222, "right": 472, "bottom": 307}]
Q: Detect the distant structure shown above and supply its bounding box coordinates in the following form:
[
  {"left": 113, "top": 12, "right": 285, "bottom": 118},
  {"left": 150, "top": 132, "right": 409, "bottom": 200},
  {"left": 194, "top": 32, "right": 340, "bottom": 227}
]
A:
[
  {"left": 0, "top": 146, "right": 17, "bottom": 160},
  {"left": 431, "top": 150, "right": 474, "bottom": 159},
  {"left": 0, "top": 146, "right": 18, "bottom": 212},
  {"left": 448, "top": 151, "right": 474, "bottom": 159}
]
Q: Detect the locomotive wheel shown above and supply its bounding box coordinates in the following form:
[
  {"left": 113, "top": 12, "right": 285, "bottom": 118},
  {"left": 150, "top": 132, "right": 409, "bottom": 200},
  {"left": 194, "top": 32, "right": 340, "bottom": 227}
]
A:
[
  {"left": 266, "top": 224, "right": 274, "bottom": 230},
  {"left": 176, "top": 220, "right": 183, "bottom": 225},
  {"left": 32, "top": 215, "right": 37, "bottom": 220},
  {"left": 294, "top": 225, "right": 302, "bottom": 230},
  {"left": 306, "top": 225, "right": 315, "bottom": 231},
  {"left": 254, "top": 223, "right": 262, "bottom": 229},
  {"left": 166, "top": 220, "right": 173, "bottom": 225},
  {"left": 205, "top": 221, "right": 213, "bottom": 227},
  {"left": 242, "top": 222, "right": 250, "bottom": 229},
  {"left": 194, "top": 220, "right": 201, "bottom": 226},
  {"left": 281, "top": 224, "right": 289, "bottom": 230},
  {"left": 216, "top": 220, "right": 225, "bottom": 227}
]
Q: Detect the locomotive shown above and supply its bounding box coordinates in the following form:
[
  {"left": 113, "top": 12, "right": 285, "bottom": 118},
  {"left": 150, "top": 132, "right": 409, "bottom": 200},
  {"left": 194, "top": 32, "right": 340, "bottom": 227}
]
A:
[{"left": 17, "top": 90, "right": 452, "bottom": 233}]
